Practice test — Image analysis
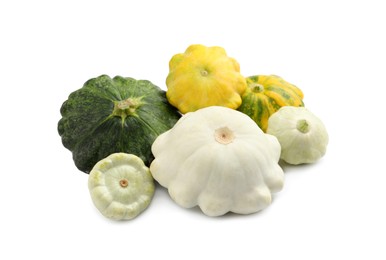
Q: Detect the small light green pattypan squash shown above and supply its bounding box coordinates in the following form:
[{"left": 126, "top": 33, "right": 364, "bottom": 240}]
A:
[
  {"left": 267, "top": 106, "right": 329, "bottom": 165},
  {"left": 88, "top": 153, "right": 155, "bottom": 220},
  {"left": 150, "top": 106, "right": 284, "bottom": 217}
]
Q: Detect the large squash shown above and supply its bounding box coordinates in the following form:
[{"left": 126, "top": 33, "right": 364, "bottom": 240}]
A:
[
  {"left": 58, "top": 75, "right": 181, "bottom": 173},
  {"left": 150, "top": 106, "right": 284, "bottom": 217},
  {"left": 237, "top": 75, "right": 304, "bottom": 132},
  {"left": 166, "top": 44, "right": 247, "bottom": 113}
]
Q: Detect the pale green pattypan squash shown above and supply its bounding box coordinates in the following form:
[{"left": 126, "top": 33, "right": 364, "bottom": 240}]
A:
[
  {"left": 150, "top": 106, "right": 284, "bottom": 217},
  {"left": 88, "top": 153, "right": 155, "bottom": 220},
  {"left": 267, "top": 106, "right": 329, "bottom": 165}
]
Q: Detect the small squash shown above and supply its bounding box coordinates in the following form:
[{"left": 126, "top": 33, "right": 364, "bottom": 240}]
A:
[
  {"left": 267, "top": 106, "right": 329, "bottom": 165},
  {"left": 166, "top": 44, "right": 247, "bottom": 113},
  {"left": 58, "top": 75, "right": 181, "bottom": 173},
  {"left": 150, "top": 106, "right": 284, "bottom": 217},
  {"left": 88, "top": 153, "right": 155, "bottom": 220},
  {"left": 237, "top": 75, "right": 304, "bottom": 132}
]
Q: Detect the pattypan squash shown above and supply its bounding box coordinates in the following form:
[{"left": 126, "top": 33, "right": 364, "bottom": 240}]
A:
[
  {"left": 58, "top": 75, "right": 181, "bottom": 173},
  {"left": 166, "top": 44, "right": 247, "bottom": 113},
  {"left": 150, "top": 106, "right": 284, "bottom": 217},
  {"left": 267, "top": 106, "right": 329, "bottom": 165},
  {"left": 88, "top": 153, "right": 155, "bottom": 220},
  {"left": 238, "top": 75, "right": 304, "bottom": 132}
]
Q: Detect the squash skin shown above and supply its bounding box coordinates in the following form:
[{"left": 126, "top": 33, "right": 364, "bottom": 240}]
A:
[
  {"left": 166, "top": 44, "right": 247, "bottom": 113},
  {"left": 58, "top": 75, "right": 181, "bottom": 173},
  {"left": 150, "top": 106, "right": 284, "bottom": 217},
  {"left": 88, "top": 153, "right": 155, "bottom": 220},
  {"left": 237, "top": 75, "right": 304, "bottom": 132},
  {"left": 267, "top": 106, "right": 329, "bottom": 165}
]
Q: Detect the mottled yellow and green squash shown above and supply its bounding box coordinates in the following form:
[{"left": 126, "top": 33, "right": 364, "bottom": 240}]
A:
[{"left": 237, "top": 75, "right": 304, "bottom": 132}]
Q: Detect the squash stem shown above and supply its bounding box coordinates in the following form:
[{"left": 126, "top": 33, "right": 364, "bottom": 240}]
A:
[
  {"left": 119, "top": 179, "right": 129, "bottom": 188},
  {"left": 112, "top": 97, "right": 143, "bottom": 120},
  {"left": 200, "top": 70, "right": 209, "bottom": 77},
  {"left": 250, "top": 83, "right": 264, "bottom": 93},
  {"left": 296, "top": 119, "right": 310, "bottom": 133},
  {"left": 214, "top": 127, "right": 235, "bottom": 144}
]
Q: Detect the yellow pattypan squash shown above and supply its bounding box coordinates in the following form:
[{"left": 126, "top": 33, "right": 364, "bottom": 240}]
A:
[{"left": 166, "top": 44, "right": 247, "bottom": 113}]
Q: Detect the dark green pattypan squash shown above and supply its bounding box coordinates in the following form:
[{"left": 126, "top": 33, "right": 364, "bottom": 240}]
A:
[{"left": 58, "top": 75, "right": 181, "bottom": 173}]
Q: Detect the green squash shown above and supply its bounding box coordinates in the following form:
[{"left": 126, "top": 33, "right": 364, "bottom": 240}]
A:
[{"left": 58, "top": 75, "right": 181, "bottom": 173}]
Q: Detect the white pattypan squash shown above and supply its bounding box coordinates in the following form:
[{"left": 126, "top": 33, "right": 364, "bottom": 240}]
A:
[
  {"left": 88, "top": 153, "right": 155, "bottom": 220},
  {"left": 150, "top": 106, "right": 284, "bottom": 217},
  {"left": 267, "top": 106, "right": 329, "bottom": 165}
]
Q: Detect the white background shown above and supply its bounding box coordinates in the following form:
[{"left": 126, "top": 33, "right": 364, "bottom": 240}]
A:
[{"left": 1, "top": 0, "right": 385, "bottom": 259}]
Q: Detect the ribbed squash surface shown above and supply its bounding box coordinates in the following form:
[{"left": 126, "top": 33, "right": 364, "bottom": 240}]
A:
[
  {"left": 237, "top": 75, "right": 304, "bottom": 132},
  {"left": 166, "top": 44, "right": 247, "bottom": 113}
]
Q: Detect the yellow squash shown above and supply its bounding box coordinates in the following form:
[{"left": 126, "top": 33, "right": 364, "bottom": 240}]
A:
[
  {"left": 237, "top": 75, "right": 304, "bottom": 132},
  {"left": 166, "top": 44, "right": 247, "bottom": 113}
]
